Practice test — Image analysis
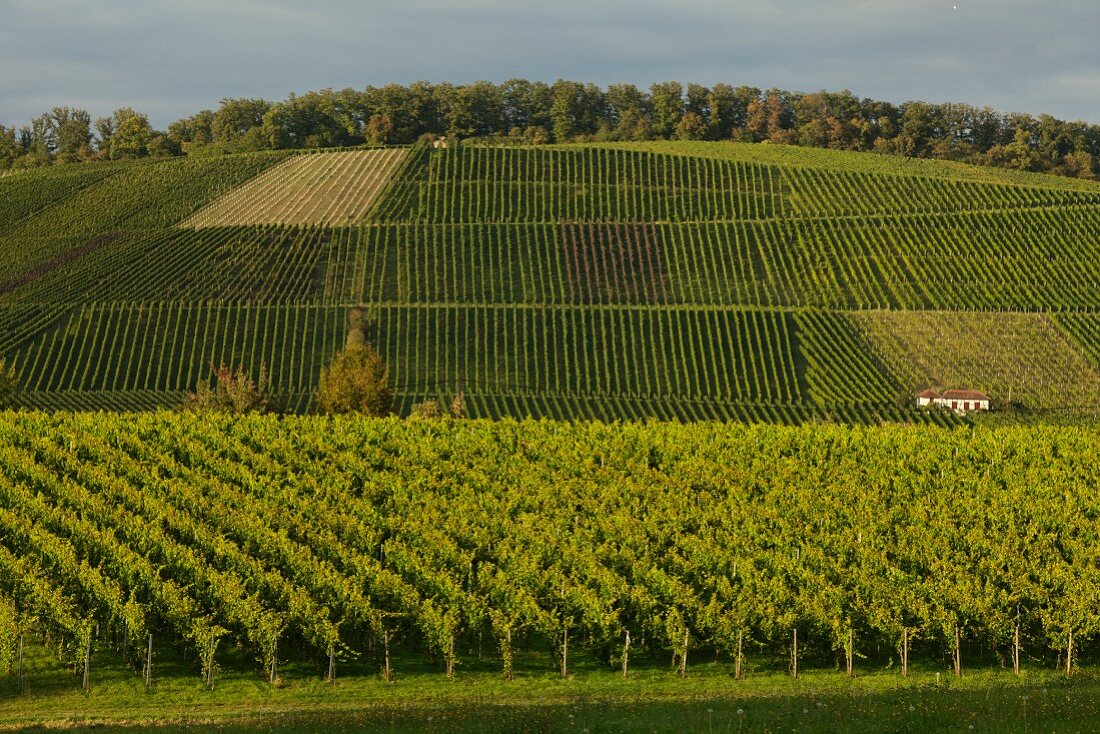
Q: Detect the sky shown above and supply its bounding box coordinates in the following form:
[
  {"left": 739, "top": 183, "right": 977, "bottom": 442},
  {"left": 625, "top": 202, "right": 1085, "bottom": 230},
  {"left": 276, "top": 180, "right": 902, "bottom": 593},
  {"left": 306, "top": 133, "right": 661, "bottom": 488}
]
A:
[{"left": 2, "top": 0, "right": 1099, "bottom": 129}]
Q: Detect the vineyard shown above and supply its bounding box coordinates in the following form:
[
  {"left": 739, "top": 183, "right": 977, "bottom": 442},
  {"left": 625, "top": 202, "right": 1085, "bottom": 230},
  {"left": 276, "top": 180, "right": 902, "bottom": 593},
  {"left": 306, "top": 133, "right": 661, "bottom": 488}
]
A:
[
  {"left": 853, "top": 311, "right": 1100, "bottom": 413},
  {"left": 2, "top": 414, "right": 1100, "bottom": 691},
  {"left": 1, "top": 141, "right": 1100, "bottom": 419},
  {"left": 181, "top": 149, "right": 409, "bottom": 227}
]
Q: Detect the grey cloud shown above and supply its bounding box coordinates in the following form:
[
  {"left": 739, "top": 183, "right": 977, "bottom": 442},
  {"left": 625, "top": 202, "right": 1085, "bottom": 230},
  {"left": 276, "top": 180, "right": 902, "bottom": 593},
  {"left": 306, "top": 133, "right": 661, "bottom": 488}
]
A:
[{"left": 1, "top": 0, "right": 1098, "bottom": 128}]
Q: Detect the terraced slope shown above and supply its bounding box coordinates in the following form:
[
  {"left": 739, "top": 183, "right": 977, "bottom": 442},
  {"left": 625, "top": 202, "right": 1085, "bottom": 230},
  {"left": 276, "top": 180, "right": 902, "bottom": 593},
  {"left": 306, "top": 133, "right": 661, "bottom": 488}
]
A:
[
  {"left": 0, "top": 153, "right": 287, "bottom": 288},
  {"left": 2, "top": 141, "right": 1100, "bottom": 421},
  {"left": 853, "top": 311, "right": 1100, "bottom": 413},
  {"left": 600, "top": 140, "right": 1100, "bottom": 191},
  {"left": 182, "top": 149, "right": 407, "bottom": 227}
]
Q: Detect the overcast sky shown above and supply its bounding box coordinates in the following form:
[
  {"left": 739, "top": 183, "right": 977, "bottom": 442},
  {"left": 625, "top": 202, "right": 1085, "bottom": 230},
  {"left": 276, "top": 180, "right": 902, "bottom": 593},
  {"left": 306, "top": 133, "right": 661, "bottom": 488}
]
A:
[{"left": 2, "top": 0, "right": 1098, "bottom": 129}]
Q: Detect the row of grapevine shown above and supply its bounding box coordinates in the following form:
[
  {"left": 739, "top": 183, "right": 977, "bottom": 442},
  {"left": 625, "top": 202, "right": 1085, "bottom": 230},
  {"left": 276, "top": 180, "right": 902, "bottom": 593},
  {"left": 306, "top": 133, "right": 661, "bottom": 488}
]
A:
[
  {"left": 596, "top": 141, "right": 1100, "bottom": 192},
  {"left": 12, "top": 210, "right": 1100, "bottom": 312},
  {"left": 6, "top": 301, "right": 941, "bottom": 423},
  {"left": 852, "top": 311, "right": 1100, "bottom": 412},
  {"left": 0, "top": 153, "right": 288, "bottom": 284},
  {"left": 0, "top": 304, "right": 71, "bottom": 353},
  {"left": 360, "top": 143, "right": 431, "bottom": 221},
  {"left": 182, "top": 149, "right": 408, "bottom": 227},
  {"left": 785, "top": 165, "right": 1100, "bottom": 218},
  {"left": 368, "top": 144, "right": 1100, "bottom": 224},
  {"left": 792, "top": 310, "right": 901, "bottom": 407},
  {"left": 371, "top": 146, "right": 785, "bottom": 223},
  {"left": 12, "top": 389, "right": 183, "bottom": 413},
  {"left": 1, "top": 413, "right": 1097, "bottom": 687},
  {"left": 10, "top": 303, "right": 344, "bottom": 394},
  {"left": 785, "top": 207, "right": 1100, "bottom": 310},
  {"left": 0, "top": 429, "right": 289, "bottom": 679},
  {"left": 0, "top": 163, "right": 120, "bottom": 237},
  {"left": 373, "top": 304, "right": 802, "bottom": 405},
  {"left": 1053, "top": 314, "right": 1100, "bottom": 368},
  {"left": 373, "top": 210, "right": 1100, "bottom": 310},
  {"left": 338, "top": 221, "right": 794, "bottom": 307},
  {"left": 2, "top": 226, "right": 334, "bottom": 306},
  {"left": 388, "top": 393, "right": 955, "bottom": 425}
]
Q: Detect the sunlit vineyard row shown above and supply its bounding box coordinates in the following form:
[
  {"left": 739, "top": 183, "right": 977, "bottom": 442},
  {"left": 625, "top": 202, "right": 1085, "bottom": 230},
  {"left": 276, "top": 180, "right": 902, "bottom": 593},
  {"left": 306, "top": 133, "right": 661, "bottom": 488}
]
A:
[
  {"left": 8, "top": 215, "right": 1100, "bottom": 312},
  {"left": 6, "top": 303, "right": 930, "bottom": 421},
  {"left": 182, "top": 149, "right": 408, "bottom": 227},
  {"left": 0, "top": 414, "right": 1094, "bottom": 687},
  {"left": 0, "top": 153, "right": 288, "bottom": 286},
  {"left": 595, "top": 141, "right": 1100, "bottom": 192},
  {"left": 374, "top": 145, "right": 787, "bottom": 222},
  {"left": 373, "top": 145, "right": 1100, "bottom": 224},
  {"left": 853, "top": 311, "right": 1100, "bottom": 413}
]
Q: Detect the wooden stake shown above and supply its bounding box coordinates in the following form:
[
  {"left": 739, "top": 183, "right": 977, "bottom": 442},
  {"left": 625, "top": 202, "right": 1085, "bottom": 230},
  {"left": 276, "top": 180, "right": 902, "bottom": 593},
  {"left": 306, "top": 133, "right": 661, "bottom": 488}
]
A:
[
  {"left": 791, "top": 628, "right": 798, "bottom": 678},
  {"left": 563, "top": 625, "right": 570, "bottom": 677},
  {"left": 383, "top": 629, "right": 393, "bottom": 682},
  {"left": 1066, "top": 632, "right": 1073, "bottom": 676},
  {"left": 504, "top": 627, "right": 513, "bottom": 681},
  {"left": 206, "top": 637, "right": 212, "bottom": 689},
  {"left": 846, "top": 628, "right": 854, "bottom": 678},
  {"left": 901, "top": 628, "right": 909, "bottom": 678},
  {"left": 679, "top": 628, "right": 688, "bottom": 678},
  {"left": 446, "top": 634, "right": 455, "bottom": 680},
  {"left": 269, "top": 636, "right": 278, "bottom": 683},
  {"left": 17, "top": 634, "right": 24, "bottom": 695},
  {"left": 144, "top": 633, "right": 153, "bottom": 690},
  {"left": 1013, "top": 624, "right": 1020, "bottom": 677},
  {"left": 735, "top": 630, "right": 743, "bottom": 680},
  {"left": 954, "top": 626, "right": 961, "bottom": 677},
  {"left": 621, "top": 630, "right": 630, "bottom": 679},
  {"left": 82, "top": 631, "right": 92, "bottom": 693}
]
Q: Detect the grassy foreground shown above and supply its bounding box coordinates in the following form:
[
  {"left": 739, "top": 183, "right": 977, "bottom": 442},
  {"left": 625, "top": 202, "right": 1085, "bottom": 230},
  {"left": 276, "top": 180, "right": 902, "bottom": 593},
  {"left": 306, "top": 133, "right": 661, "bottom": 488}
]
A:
[{"left": 2, "top": 640, "right": 1098, "bottom": 732}]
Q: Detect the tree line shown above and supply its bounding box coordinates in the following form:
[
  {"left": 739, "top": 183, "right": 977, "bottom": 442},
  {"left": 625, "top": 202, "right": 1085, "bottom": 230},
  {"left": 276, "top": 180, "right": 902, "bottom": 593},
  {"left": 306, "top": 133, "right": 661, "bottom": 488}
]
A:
[{"left": 2, "top": 80, "right": 1099, "bottom": 180}]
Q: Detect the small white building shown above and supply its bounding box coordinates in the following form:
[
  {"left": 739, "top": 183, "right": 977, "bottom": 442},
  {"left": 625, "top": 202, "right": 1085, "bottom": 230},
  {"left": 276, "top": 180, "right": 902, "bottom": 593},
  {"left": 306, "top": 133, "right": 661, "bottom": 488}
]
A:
[{"left": 916, "top": 389, "right": 991, "bottom": 413}]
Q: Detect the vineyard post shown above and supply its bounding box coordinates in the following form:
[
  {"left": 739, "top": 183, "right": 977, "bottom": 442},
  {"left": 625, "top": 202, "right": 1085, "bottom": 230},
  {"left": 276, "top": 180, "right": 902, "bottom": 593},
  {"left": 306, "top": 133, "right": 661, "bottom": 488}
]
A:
[
  {"left": 1013, "top": 623, "right": 1020, "bottom": 676},
  {"left": 621, "top": 630, "right": 630, "bottom": 679},
  {"left": 560, "top": 623, "right": 569, "bottom": 678},
  {"left": 846, "top": 628, "right": 854, "bottom": 678},
  {"left": 791, "top": 628, "right": 798, "bottom": 678},
  {"left": 204, "top": 635, "right": 216, "bottom": 689},
  {"left": 503, "top": 627, "right": 514, "bottom": 681},
  {"left": 82, "top": 627, "right": 92, "bottom": 693},
  {"left": 901, "top": 628, "right": 909, "bottom": 678},
  {"left": 383, "top": 629, "right": 393, "bottom": 683},
  {"left": 953, "top": 625, "right": 962, "bottom": 677},
  {"left": 269, "top": 635, "right": 278, "bottom": 683},
  {"left": 735, "top": 630, "right": 743, "bottom": 680},
  {"left": 1066, "top": 632, "right": 1073, "bottom": 676},
  {"left": 679, "top": 628, "right": 688, "bottom": 678},
  {"left": 17, "top": 634, "right": 24, "bottom": 694},
  {"left": 145, "top": 634, "right": 153, "bottom": 690},
  {"left": 446, "top": 633, "right": 456, "bottom": 680}
]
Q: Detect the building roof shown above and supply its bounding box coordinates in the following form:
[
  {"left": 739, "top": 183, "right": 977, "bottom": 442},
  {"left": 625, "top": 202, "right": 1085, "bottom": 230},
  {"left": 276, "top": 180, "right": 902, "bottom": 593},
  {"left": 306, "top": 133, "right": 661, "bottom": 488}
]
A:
[
  {"left": 941, "top": 389, "right": 990, "bottom": 401},
  {"left": 916, "top": 389, "right": 940, "bottom": 399}
]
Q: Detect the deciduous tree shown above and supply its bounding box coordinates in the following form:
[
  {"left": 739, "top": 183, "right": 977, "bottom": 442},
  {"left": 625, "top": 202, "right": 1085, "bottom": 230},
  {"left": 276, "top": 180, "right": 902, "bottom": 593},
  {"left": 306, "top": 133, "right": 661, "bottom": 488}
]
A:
[
  {"left": 315, "top": 344, "right": 391, "bottom": 416},
  {"left": 184, "top": 363, "right": 272, "bottom": 414}
]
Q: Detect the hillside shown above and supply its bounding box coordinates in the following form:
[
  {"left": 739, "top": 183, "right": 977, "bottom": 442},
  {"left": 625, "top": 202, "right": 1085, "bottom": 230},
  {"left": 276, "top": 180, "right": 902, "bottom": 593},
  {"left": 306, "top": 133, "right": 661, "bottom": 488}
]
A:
[{"left": 3, "top": 141, "right": 1100, "bottom": 421}]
